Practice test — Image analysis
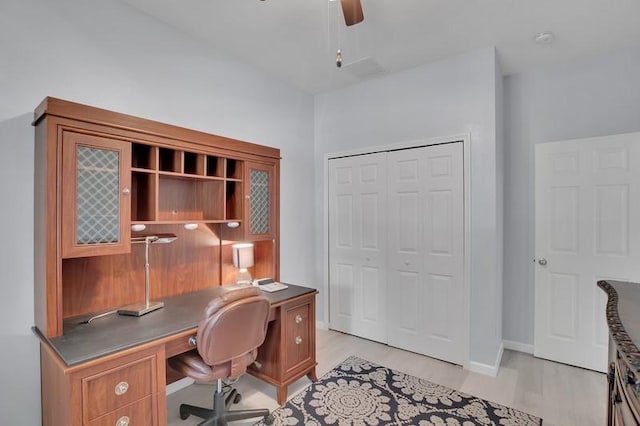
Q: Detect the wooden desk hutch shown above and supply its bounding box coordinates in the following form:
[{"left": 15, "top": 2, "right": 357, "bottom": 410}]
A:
[{"left": 33, "top": 98, "right": 317, "bottom": 426}]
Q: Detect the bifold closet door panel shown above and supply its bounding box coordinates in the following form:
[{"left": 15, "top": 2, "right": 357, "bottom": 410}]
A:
[
  {"left": 328, "top": 153, "right": 388, "bottom": 343},
  {"left": 387, "top": 143, "right": 465, "bottom": 365}
]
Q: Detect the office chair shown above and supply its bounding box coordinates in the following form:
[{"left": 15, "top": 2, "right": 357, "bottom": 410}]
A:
[{"left": 169, "top": 285, "right": 274, "bottom": 425}]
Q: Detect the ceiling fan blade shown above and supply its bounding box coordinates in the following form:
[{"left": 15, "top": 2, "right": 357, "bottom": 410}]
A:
[{"left": 340, "top": 0, "right": 364, "bottom": 26}]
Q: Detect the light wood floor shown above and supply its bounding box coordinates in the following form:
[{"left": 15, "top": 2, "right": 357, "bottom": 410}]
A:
[{"left": 167, "top": 328, "right": 607, "bottom": 425}]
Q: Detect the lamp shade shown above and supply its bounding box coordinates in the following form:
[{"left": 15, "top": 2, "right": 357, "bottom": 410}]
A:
[{"left": 232, "top": 243, "right": 254, "bottom": 269}]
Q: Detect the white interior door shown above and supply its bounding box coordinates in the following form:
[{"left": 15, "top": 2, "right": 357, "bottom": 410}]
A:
[
  {"left": 387, "top": 142, "right": 465, "bottom": 364},
  {"left": 534, "top": 132, "right": 640, "bottom": 372},
  {"left": 329, "top": 153, "right": 387, "bottom": 343}
]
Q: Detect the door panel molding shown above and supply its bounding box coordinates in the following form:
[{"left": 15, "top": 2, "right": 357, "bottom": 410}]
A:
[
  {"left": 327, "top": 136, "right": 469, "bottom": 367},
  {"left": 534, "top": 132, "right": 640, "bottom": 372}
]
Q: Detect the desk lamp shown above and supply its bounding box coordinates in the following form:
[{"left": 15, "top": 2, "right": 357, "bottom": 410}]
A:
[
  {"left": 118, "top": 233, "right": 177, "bottom": 316},
  {"left": 232, "top": 243, "right": 254, "bottom": 285}
]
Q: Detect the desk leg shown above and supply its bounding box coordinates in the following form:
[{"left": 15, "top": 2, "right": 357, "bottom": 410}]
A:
[
  {"left": 307, "top": 368, "right": 317, "bottom": 382},
  {"left": 276, "top": 384, "right": 288, "bottom": 406}
]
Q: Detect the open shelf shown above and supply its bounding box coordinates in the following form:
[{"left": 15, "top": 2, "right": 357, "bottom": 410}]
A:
[
  {"left": 159, "top": 147, "right": 182, "bottom": 173},
  {"left": 157, "top": 175, "right": 224, "bottom": 221},
  {"left": 226, "top": 159, "right": 243, "bottom": 180},
  {"left": 207, "top": 155, "right": 224, "bottom": 178},
  {"left": 157, "top": 171, "right": 223, "bottom": 181},
  {"left": 130, "top": 148, "right": 244, "bottom": 225},
  {"left": 131, "top": 171, "right": 157, "bottom": 221},
  {"left": 225, "top": 181, "right": 242, "bottom": 221},
  {"left": 183, "top": 151, "right": 205, "bottom": 175},
  {"left": 131, "top": 143, "right": 156, "bottom": 170},
  {"left": 129, "top": 219, "right": 236, "bottom": 225}
]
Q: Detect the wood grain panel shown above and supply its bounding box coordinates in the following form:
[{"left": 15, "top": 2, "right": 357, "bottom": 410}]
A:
[
  {"left": 82, "top": 356, "right": 154, "bottom": 421},
  {"left": 249, "top": 293, "right": 317, "bottom": 405},
  {"left": 41, "top": 343, "right": 72, "bottom": 426},
  {"left": 284, "top": 303, "right": 312, "bottom": 376},
  {"left": 86, "top": 395, "right": 153, "bottom": 426},
  {"left": 62, "top": 225, "right": 221, "bottom": 317},
  {"left": 220, "top": 240, "right": 275, "bottom": 285},
  {"left": 131, "top": 171, "right": 157, "bottom": 222},
  {"left": 34, "top": 117, "right": 61, "bottom": 336},
  {"left": 158, "top": 176, "right": 224, "bottom": 221}
]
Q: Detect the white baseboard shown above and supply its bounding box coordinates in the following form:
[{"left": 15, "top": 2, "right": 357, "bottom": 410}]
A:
[
  {"left": 316, "top": 321, "right": 329, "bottom": 330},
  {"left": 166, "top": 377, "right": 195, "bottom": 395},
  {"left": 503, "top": 339, "right": 534, "bottom": 354},
  {"left": 468, "top": 341, "right": 504, "bottom": 377}
]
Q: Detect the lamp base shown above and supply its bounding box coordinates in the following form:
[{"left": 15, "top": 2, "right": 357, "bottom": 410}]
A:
[
  {"left": 236, "top": 269, "right": 253, "bottom": 286},
  {"left": 117, "top": 301, "right": 165, "bottom": 317}
]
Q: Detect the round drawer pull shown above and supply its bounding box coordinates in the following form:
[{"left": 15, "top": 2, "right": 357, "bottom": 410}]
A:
[
  {"left": 116, "top": 416, "right": 130, "bottom": 426},
  {"left": 114, "top": 381, "right": 129, "bottom": 396},
  {"left": 295, "top": 336, "right": 303, "bottom": 345},
  {"left": 295, "top": 314, "right": 303, "bottom": 324}
]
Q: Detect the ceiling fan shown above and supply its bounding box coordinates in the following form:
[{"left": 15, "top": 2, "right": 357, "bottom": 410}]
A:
[
  {"left": 334, "top": 0, "right": 363, "bottom": 67},
  {"left": 339, "top": 0, "right": 364, "bottom": 26}
]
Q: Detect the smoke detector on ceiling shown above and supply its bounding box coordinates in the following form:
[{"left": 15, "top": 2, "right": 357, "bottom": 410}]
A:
[{"left": 534, "top": 31, "right": 555, "bottom": 45}]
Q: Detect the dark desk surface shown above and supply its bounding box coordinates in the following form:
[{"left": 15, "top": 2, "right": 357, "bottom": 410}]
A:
[
  {"left": 39, "top": 284, "right": 317, "bottom": 367},
  {"left": 598, "top": 280, "right": 640, "bottom": 377}
]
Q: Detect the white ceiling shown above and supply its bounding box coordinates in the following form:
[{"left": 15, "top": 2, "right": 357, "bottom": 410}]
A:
[{"left": 121, "top": 0, "right": 640, "bottom": 94}]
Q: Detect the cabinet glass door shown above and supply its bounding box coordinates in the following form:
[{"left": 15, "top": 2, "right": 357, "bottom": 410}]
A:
[
  {"left": 76, "top": 145, "right": 121, "bottom": 244},
  {"left": 246, "top": 162, "right": 276, "bottom": 240},
  {"left": 62, "top": 132, "right": 131, "bottom": 258}
]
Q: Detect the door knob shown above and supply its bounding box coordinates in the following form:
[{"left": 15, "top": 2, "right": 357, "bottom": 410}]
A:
[{"left": 538, "top": 258, "right": 548, "bottom": 266}]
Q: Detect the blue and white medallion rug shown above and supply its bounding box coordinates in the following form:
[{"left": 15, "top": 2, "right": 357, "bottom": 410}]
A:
[{"left": 257, "top": 356, "right": 542, "bottom": 425}]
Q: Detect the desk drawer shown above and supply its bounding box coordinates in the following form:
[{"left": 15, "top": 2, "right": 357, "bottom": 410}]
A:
[
  {"left": 86, "top": 395, "right": 153, "bottom": 426},
  {"left": 82, "top": 356, "right": 154, "bottom": 421},
  {"left": 283, "top": 301, "right": 313, "bottom": 377},
  {"left": 616, "top": 358, "right": 640, "bottom": 424},
  {"left": 165, "top": 332, "right": 197, "bottom": 358}
]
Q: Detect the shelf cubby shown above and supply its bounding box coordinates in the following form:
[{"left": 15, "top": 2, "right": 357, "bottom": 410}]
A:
[
  {"left": 131, "top": 143, "right": 157, "bottom": 170},
  {"left": 183, "top": 151, "right": 205, "bottom": 175},
  {"left": 131, "top": 171, "right": 157, "bottom": 221},
  {"left": 225, "top": 181, "right": 242, "bottom": 220},
  {"left": 159, "top": 147, "right": 182, "bottom": 173},
  {"left": 226, "top": 159, "right": 243, "bottom": 180},
  {"left": 206, "top": 155, "right": 224, "bottom": 178},
  {"left": 157, "top": 175, "right": 224, "bottom": 221}
]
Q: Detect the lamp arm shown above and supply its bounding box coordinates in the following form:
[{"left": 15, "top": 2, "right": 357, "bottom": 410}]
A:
[{"left": 144, "top": 236, "right": 151, "bottom": 308}]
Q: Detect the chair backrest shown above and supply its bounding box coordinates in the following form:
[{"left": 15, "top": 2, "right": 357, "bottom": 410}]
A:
[{"left": 196, "top": 285, "right": 270, "bottom": 368}]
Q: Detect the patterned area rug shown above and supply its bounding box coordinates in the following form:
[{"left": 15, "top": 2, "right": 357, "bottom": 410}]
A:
[{"left": 257, "top": 356, "right": 542, "bottom": 425}]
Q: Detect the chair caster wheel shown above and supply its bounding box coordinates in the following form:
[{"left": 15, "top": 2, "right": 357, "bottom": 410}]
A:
[
  {"left": 263, "top": 414, "right": 275, "bottom": 425},
  {"left": 233, "top": 393, "right": 242, "bottom": 404},
  {"left": 178, "top": 405, "right": 190, "bottom": 420}
]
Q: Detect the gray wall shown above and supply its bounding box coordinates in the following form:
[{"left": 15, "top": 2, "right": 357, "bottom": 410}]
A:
[
  {"left": 503, "top": 45, "right": 640, "bottom": 347},
  {"left": 495, "top": 55, "right": 505, "bottom": 352},
  {"left": 0, "top": 0, "right": 315, "bottom": 423},
  {"left": 314, "top": 47, "right": 504, "bottom": 367}
]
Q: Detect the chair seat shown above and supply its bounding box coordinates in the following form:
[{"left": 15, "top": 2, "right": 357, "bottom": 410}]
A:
[{"left": 170, "top": 349, "right": 258, "bottom": 382}]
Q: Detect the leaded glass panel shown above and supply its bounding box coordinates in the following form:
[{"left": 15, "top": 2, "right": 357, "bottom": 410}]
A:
[
  {"left": 250, "top": 169, "right": 270, "bottom": 235},
  {"left": 76, "top": 146, "right": 120, "bottom": 244}
]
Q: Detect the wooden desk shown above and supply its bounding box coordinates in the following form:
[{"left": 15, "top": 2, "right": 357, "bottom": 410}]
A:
[{"left": 37, "top": 284, "right": 317, "bottom": 426}]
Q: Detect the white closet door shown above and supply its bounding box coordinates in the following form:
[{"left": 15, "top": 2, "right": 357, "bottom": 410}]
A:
[
  {"left": 534, "top": 133, "right": 640, "bottom": 372},
  {"left": 387, "top": 143, "right": 465, "bottom": 365},
  {"left": 329, "top": 153, "right": 388, "bottom": 343}
]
